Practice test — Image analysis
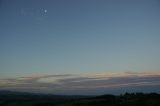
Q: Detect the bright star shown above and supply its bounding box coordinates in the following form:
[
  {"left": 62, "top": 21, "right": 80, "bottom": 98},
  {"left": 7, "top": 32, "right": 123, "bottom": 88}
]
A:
[{"left": 44, "top": 9, "right": 47, "bottom": 13}]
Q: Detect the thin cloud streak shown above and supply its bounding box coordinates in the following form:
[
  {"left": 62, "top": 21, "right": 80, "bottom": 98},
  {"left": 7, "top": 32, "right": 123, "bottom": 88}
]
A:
[{"left": 0, "top": 72, "right": 160, "bottom": 94}]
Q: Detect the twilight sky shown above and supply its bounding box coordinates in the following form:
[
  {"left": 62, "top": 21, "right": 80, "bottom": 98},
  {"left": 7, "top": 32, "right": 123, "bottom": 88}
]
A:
[{"left": 0, "top": 0, "right": 160, "bottom": 95}]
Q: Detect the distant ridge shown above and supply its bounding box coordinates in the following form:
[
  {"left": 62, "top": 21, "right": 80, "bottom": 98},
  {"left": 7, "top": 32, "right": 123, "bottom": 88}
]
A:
[
  {"left": 0, "top": 90, "right": 90, "bottom": 99},
  {"left": 0, "top": 90, "right": 160, "bottom": 106},
  {"left": 0, "top": 90, "right": 48, "bottom": 96}
]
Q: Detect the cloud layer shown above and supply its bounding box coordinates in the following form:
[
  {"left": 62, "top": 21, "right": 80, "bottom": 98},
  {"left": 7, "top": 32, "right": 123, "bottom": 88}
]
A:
[{"left": 0, "top": 72, "right": 160, "bottom": 95}]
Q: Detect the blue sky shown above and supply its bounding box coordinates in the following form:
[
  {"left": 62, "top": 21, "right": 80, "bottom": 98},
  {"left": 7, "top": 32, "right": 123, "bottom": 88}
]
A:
[{"left": 0, "top": 0, "right": 160, "bottom": 94}]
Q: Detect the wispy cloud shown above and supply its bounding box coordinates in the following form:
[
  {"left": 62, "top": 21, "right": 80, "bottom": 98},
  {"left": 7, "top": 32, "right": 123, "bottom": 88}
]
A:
[{"left": 0, "top": 72, "right": 160, "bottom": 94}]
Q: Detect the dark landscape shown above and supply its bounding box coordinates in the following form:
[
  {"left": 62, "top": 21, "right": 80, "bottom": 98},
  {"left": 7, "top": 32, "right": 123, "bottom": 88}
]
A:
[{"left": 0, "top": 91, "right": 160, "bottom": 106}]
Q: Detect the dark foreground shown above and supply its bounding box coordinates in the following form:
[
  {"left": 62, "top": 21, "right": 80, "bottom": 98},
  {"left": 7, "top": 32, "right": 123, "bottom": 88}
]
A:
[{"left": 0, "top": 91, "right": 160, "bottom": 106}]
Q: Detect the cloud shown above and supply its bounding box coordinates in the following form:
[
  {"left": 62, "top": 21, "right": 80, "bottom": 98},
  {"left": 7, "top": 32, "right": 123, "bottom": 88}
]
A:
[
  {"left": 0, "top": 72, "right": 160, "bottom": 95},
  {"left": 0, "top": 74, "right": 72, "bottom": 87}
]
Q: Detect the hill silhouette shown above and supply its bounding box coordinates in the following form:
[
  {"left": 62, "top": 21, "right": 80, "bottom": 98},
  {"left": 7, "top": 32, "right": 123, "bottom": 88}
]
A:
[{"left": 0, "top": 90, "right": 160, "bottom": 106}]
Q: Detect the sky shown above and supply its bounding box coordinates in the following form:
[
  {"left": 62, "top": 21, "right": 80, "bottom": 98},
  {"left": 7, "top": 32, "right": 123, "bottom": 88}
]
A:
[{"left": 0, "top": 0, "right": 160, "bottom": 95}]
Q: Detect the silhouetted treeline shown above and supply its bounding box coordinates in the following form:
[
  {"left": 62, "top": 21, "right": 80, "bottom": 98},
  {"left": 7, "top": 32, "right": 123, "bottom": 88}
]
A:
[{"left": 0, "top": 91, "right": 160, "bottom": 106}]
